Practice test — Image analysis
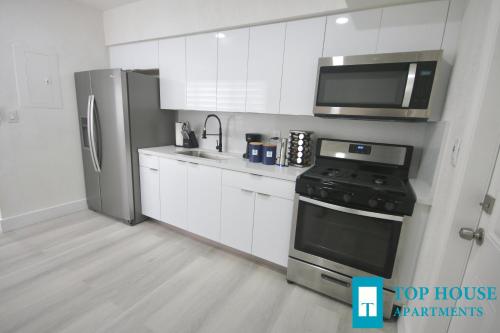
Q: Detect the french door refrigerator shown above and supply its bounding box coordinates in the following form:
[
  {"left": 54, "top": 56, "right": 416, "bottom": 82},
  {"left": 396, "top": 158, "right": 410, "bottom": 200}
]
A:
[{"left": 74, "top": 69, "right": 174, "bottom": 225}]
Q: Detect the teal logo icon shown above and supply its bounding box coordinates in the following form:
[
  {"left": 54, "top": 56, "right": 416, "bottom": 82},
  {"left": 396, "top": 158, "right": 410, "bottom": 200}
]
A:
[{"left": 352, "top": 276, "right": 384, "bottom": 328}]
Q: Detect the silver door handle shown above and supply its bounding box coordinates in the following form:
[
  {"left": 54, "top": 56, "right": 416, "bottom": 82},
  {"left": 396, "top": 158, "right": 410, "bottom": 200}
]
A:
[
  {"left": 402, "top": 63, "right": 417, "bottom": 108},
  {"left": 88, "top": 94, "right": 101, "bottom": 172},
  {"left": 459, "top": 227, "right": 484, "bottom": 245},
  {"left": 87, "top": 95, "right": 99, "bottom": 172}
]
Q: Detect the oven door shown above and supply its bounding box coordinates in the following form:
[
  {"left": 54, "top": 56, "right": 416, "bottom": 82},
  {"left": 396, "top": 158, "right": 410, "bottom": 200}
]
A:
[{"left": 289, "top": 196, "right": 403, "bottom": 279}]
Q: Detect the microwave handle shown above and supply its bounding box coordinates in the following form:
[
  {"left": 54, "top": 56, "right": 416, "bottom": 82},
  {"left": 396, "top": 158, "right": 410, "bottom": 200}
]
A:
[{"left": 402, "top": 63, "right": 417, "bottom": 108}]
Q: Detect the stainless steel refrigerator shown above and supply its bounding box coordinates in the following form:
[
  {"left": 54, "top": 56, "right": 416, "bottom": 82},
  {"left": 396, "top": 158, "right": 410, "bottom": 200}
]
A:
[{"left": 74, "top": 69, "right": 174, "bottom": 225}]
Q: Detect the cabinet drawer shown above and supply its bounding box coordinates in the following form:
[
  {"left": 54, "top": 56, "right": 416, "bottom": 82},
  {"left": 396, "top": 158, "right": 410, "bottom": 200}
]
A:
[
  {"left": 222, "top": 170, "right": 295, "bottom": 200},
  {"left": 139, "top": 153, "right": 159, "bottom": 169}
]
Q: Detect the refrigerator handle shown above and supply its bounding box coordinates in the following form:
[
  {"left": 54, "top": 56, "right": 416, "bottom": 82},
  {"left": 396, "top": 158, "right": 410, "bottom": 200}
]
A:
[{"left": 87, "top": 94, "right": 101, "bottom": 172}]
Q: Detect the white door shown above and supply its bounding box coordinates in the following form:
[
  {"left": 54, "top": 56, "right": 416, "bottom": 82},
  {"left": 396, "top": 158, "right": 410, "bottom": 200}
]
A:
[
  {"left": 159, "top": 158, "right": 188, "bottom": 229},
  {"left": 246, "top": 22, "right": 286, "bottom": 114},
  {"left": 187, "top": 163, "right": 222, "bottom": 241},
  {"left": 280, "top": 17, "right": 326, "bottom": 116},
  {"left": 220, "top": 186, "right": 255, "bottom": 253},
  {"left": 448, "top": 148, "right": 500, "bottom": 332},
  {"left": 252, "top": 193, "right": 294, "bottom": 266},
  {"left": 159, "top": 37, "right": 186, "bottom": 110},
  {"left": 139, "top": 166, "right": 160, "bottom": 220},
  {"left": 186, "top": 33, "right": 218, "bottom": 111},
  {"left": 376, "top": 0, "right": 448, "bottom": 53},
  {"left": 323, "top": 9, "right": 382, "bottom": 57},
  {"left": 216, "top": 28, "right": 249, "bottom": 112}
]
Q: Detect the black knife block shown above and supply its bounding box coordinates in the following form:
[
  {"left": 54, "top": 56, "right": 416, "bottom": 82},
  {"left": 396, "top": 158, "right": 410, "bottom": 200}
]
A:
[{"left": 183, "top": 131, "right": 199, "bottom": 148}]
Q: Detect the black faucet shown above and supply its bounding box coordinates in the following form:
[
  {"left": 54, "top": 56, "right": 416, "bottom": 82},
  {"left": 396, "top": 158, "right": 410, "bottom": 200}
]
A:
[{"left": 202, "top": 114, "right": 222, "bottom": 152}]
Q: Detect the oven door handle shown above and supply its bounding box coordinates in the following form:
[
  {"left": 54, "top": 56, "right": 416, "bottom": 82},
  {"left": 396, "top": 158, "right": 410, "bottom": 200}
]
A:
[{"left": 299, "top": 196, "right": 404, "bottom": 222}]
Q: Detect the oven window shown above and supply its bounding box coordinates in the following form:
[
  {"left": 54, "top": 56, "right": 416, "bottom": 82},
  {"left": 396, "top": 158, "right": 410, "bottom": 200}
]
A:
[
  {"left": 294, "top": 200, "right": 402, "bottom": 278},
  {"left": 316, "top": 63, "right": 410, "bottom": 108}
]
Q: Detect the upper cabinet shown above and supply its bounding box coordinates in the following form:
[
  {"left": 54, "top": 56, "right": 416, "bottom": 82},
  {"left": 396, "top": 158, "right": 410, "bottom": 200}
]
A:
[
  {"left": 109, "top": 40, "right": 159, "bottom": 70},
  {"left": 280, "top": 17, "right": 326, "bottom": 116},
  {"left": 159, "top": 37, "right": 186, "bottom": 110},
  {"left": 377, "top": 0, "right": 448, "bottom": 53},
  {"left": 246, "top": 23, "right": 286, "bottom": 114},
  {"left": 186, "top": 33, "right": 218, "bottom": 111},
  {"left": 216, "top": 28, "right": 249, "bottom": 112},
  {"left": 323, "top": 9, "right": 382, "bottom": 57}
]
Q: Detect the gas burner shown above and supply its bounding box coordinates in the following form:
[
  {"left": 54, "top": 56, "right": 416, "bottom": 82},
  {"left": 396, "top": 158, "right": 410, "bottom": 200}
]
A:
[{"left": 321, "top": 168, "right": 340, "bottom": 177}]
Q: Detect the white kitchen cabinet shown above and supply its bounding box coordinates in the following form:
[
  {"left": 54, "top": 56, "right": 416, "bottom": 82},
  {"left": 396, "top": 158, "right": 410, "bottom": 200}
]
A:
[
  {"left": 280, "top": 17, "right": 326, "bottom": 116},
  {"left": 217, "top": 28, "right": 249, "bottom": 112},
  {"left": 187, "top": 163, "right": 222, "bottom": 241},
  {"left": 377, "top": 0, "right": 448, "bottom": 53},
  {"left": 109, "top": 40, "right": 159, "bottom": 70},
  {"left": 159, "top": 158, "right": 188, "bottom": 229},
  {"left": 139, "top": 166, "right": 161, "bottom": 220},
  {"left": 159, "top": 37, "right": 186, "bottom": 110},
  {"left": 252, "top": 193, "right": 294, "bottom": 266},
  {"left": 220, "top": 186, "right": 255, "bottom": 253},
  {"left": 323, "top": 9, "right": 382, "bottom": 57},
  {"left": 186, "top": 33, "right": 218, "bottom": 111},
  {"left": 246, "top": 23, "right": 286, "bottom": 114}
]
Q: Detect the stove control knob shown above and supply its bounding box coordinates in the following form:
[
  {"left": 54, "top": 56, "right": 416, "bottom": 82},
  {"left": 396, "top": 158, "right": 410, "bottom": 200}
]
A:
[
  {"left": 368, "top": 198, "right": 379, "bottom": 208},
  {"left": 306, "top": 185, "right": 314, "bottom": 196},
  {"left": 384, "top": 201, "right": 396, "bottom": 211},
  {"left": 319, "top": 188, "right": 329, "bottom": 199},
  {"left": 342, "top": 193, "right": 352, "bottom": 203}
]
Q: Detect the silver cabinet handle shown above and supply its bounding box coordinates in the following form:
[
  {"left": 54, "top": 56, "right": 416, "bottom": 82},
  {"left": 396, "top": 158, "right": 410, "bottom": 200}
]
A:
[
  {"left": 240, "top": 188, "right": 253, "bottom": 193},
  {"left": 149, "top": 168, "right": 158, "bottom": 171},
  {"left": 402, "top": 63, "right": 417, "bottom": 108},
  {"left": 88, "top": 94, "right": 101, "bottom": 172}
]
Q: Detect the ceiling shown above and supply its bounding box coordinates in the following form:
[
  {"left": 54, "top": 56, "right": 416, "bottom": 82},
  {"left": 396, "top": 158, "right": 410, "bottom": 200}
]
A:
[{"left": 70, "top": 0, "right": 140, "bottom": 10}]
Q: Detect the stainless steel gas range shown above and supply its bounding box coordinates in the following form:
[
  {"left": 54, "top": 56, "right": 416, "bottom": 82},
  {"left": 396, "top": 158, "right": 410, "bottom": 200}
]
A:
[{"left": 287, "top": 138, "right": 416, "bottom": 319}]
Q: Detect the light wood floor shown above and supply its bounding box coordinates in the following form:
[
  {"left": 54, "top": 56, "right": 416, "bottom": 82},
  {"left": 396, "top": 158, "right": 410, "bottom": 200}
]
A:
[{"left": 0, "top": 210, "right": 397, "bottom": 333}]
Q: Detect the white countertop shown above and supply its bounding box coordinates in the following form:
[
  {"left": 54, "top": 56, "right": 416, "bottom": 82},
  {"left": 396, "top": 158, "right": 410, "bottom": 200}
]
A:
[{"left": 139, "top": 146, "right": 310, "bottom": 182}]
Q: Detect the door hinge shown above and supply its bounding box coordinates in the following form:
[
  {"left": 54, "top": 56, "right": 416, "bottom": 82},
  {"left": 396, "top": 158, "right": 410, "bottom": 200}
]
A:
[{"left": 481, "top": 194, "right": 495, "bottom": 215}]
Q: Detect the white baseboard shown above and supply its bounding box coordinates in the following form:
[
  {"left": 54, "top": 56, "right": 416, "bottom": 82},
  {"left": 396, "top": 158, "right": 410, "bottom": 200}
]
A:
[{"left": 0, "top": 199, "right": 87, "bottom": 232}]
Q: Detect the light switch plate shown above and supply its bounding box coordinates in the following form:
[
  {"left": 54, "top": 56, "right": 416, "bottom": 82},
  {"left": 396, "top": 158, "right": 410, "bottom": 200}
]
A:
[{"left": 8, "top": 110, "right": 20, "bottom": 123}]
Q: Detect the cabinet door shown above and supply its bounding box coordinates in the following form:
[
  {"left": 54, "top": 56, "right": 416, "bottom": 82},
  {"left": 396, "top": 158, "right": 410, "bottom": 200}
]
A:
[
  {"left": 109, "top": 40, "right": 159, "bottom": 70},
  {"left": 187, "top": 163, "right": 222, "bottom": 241},
  {"left": 159, "top": 158, "right": 188, "bottom": 229},
  {"left": 323, "top": 9, "right": 382, "bottom": 57},
  {"left": 220, "top": 186, "right": 255, "bottom": 253},
  {"left": 280, "top": 17, "right": 326, "bottom": 116},
  {"left": 246, "top": 23, "right": 286, "bottom": 114},
  {"left": 186, "top": 33, "right": 218, "bottom": 111},
  {"left": 159, "top": 37, "right": 186, "bottom": 110},
  {"left": 139, "top": 166, "right": 160, "bottom": 220},
  {"left": 252, "top": 193, "right": 294, "bottom": 266},
  {"left": 377, "top": 1, "right": 448, "bottom": 53},
  {"left": 217, "top": 28, "right": 249, "bottom": 112}
]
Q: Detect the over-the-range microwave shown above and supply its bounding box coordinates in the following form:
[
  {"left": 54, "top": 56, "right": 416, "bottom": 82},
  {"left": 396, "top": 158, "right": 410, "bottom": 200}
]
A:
[{"left": 313, "top": 50, "right": 449, "bottom": 121}]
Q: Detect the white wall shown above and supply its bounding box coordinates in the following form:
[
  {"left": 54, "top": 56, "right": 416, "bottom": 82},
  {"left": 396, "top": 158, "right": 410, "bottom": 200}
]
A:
[
  {"left": 177, "top": 111, "right": 427, "bottom": 177},
  {"left": 0, "top": 0, "right": 108, "bottom": 229},
  {"left": 103, "top": 0, "right": 434, "bottom": 45}
]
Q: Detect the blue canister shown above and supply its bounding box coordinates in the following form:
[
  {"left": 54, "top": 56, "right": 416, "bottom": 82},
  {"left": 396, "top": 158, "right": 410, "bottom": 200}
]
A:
[
  {"left": 262, "top": 144, "right": 277, "bottom": 165},
  {"left": 249, "top": 142, "right": 263, "bottom": 163}
]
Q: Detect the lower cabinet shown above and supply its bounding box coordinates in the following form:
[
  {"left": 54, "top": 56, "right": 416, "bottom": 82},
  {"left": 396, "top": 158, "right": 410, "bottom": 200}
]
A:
[
  {"left": 252, "top": 193, "right": 294, "bottom": 266},
  {"left": 159, "top": 158, "right": 188, "bottom": 229},
  {"left": 187, "top": 163, "right": 222, "bottom": 241},
  {"left": 220, "top": 186, "right": 255, "bottom": 253},
  {"left": 139, "top": 166, "right": 161, "bottom": 220}
]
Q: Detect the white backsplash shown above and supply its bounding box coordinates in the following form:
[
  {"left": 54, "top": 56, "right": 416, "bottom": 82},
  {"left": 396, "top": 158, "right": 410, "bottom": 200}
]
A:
[{"left": 176, "top": 110, "right": 429, "bottom": 177}]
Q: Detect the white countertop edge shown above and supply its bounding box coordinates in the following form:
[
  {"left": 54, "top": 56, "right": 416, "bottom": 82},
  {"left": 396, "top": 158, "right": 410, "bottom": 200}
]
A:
[
  {"left": 139, "top": 146, "right": 310, "bottom": 182},
  {"left": 409, "top": 178, "right": 433, "bottom": 206}
]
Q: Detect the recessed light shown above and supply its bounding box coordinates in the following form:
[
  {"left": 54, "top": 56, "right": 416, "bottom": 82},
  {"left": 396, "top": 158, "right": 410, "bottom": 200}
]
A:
[
  {"left": 336, "top": 17, "right": 349, "bottom": 25},
  {"left": 215, "top": 32, "right": 226, "bottom": 39}
]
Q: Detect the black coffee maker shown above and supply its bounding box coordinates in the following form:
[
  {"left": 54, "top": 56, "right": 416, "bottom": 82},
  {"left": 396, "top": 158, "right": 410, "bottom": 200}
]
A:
[{"left": 243, "top": 133, "right": 262, "bottom": 158}]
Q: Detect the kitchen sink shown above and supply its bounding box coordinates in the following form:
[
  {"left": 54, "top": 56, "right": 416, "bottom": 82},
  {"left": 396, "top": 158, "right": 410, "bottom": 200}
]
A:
[{"left": 176, "top": 150, "right": 234, "bottom": 161}]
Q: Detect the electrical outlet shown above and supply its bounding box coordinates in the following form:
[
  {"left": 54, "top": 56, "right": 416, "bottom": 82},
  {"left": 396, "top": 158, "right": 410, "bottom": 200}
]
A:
[{"left": 8, "top": 110, "right": 19, "bottom": 123}]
